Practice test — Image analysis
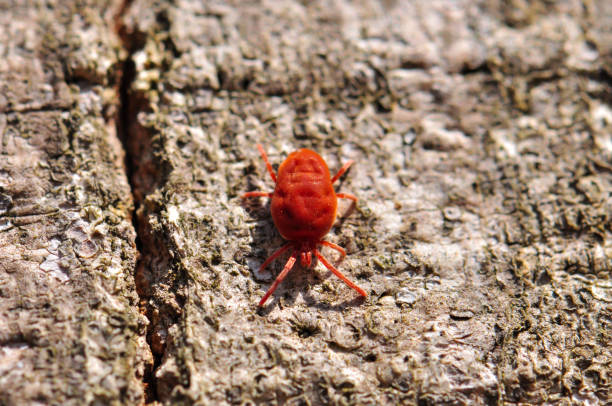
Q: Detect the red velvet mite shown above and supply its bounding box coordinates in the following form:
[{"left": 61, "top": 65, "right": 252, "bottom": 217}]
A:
[{"left": 243, "top": 144, "right": 367, "bottom": 306}]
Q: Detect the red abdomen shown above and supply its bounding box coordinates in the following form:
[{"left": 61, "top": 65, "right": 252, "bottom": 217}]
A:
[{"left": 271, "top": 149, "right": 337, "bottom": 241}]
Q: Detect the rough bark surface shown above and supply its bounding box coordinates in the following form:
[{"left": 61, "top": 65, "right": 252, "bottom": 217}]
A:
[
  {"left": 121, "top": 0, "right": 611, "bottom": 405},
  {"left": 0, "top": 1, "right": 148, "bottom": 405},
  {"left": 1, "top": 0, "right": 611, "bottom": 405}
]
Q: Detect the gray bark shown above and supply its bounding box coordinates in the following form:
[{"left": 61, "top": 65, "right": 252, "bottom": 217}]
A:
[{"left": 1, "top": 0, "right": 611, "bottom": 405}]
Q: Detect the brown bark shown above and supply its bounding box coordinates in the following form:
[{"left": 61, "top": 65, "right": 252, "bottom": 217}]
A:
[
  {"left": 2, "top": 0, "right": 611, "bottom": 405},
  {"left": 122, "top": 0, "right": 611, "bottom": 404},
  {"left": 0, "top": 1, "right": 148, "bottom": 405}
]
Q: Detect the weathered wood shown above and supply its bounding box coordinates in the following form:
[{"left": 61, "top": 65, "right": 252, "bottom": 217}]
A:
[
  {"left": 0, "top": 1, "right": 148, "bottom": 405},
  {"left": 122, "top": 0, "right": 611, "bottom": 404},
  {"left": 2, "top": 0, "right": 611, "bottom": 405}
]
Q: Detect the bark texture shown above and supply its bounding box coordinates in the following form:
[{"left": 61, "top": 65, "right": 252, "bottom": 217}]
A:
[
  {"left": 0, "top": 1, "right": 148, "bottom": 405},
  {"left": 1, "top": 0, "right": 611, "bottom": 405},
  {"left": 122, "top": 0, "right": 611, "bottom": 404}
]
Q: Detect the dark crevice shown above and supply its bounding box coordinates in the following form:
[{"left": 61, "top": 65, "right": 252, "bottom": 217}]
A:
[
  {"left": 0, "top": 104, "right": 72, "bottom": 114},
  {"left": 460, "top": 62, "right": 492, "bottom": 76},
  {"left": 113, "top": 1, "right": 159, "bottom": 404}
]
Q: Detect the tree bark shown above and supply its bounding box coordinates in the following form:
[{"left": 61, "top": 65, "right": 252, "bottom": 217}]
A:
[
  {"left": 0, "top": 1, "right": 148, "bottom": 405},
  {"left": 2, "top": 0, "right": 611, "bottom": 405}
]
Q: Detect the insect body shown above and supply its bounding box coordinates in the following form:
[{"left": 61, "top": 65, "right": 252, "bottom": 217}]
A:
[{"left": 243, "top": 144, "right": 367, "bottom": 306}]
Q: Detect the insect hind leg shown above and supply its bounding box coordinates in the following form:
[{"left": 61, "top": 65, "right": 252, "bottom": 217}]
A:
[
  {"left": 319, "top": 241, "right": 346, "bottom": 259},
  {"left": 314, "top": 249, "right": 367, "bottom": 298},
  {"left": 259, "top": 250, "right": 298, "bottom": 307}
]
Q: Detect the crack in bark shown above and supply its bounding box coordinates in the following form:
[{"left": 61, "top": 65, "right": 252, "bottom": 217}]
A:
[{"left": 113, "top": 1, "right": 160, "bottom": 403}]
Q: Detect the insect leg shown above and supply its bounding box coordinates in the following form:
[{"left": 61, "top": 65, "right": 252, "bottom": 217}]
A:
[
  {"left": 257, "top": 242, "right": 293, "bottom": 273},
  {"left": 259, "top": 251, "right": 298, "bottom": 307},
  {"left": 331, "top": 160, "right": 354, "bottom": 184},
  {"left": 242, "top": 191, "right": 273, "bottom": 199},
  {"left": 256, "top": 144, "right": 277, "bottom": 183},
  {"left": 335, "top": 193, "right": 357, "bottom": 201},
  {"left": 319, "top": 241, "right": 346, "bottom": 259},
  {"left": 314, "top": 250, "right": 367, "bottom": 298}
]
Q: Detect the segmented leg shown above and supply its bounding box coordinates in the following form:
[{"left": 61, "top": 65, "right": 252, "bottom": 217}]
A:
[
  {"left": 314, "top": 250, "right": 367, "bottom": 297},
  {"left": 256, "top": 144, "right": 277, "bottom": 183},
  {"left": 336, "top": 193, "right": 358, "bottom": 201},
  {"left": 319, "top": 241, "right": 346, "bottom": 259},
  {"left": 258, "top": 242, "right": 292, "bottom": 273},
  {"left": 331, "top": 160, "right": 354, "bottom": 184},
  {"left": 243, "top": 145, "right": 276, "bottom": 199},
  {"left": 259, "top": 251, "right": 298, "bottom": 306}
]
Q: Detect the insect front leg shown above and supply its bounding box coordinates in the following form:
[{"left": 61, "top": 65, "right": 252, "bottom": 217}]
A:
[
  {"left": 331, "top": 160, "right": 354, "bottom": 183},
  {"left": 256, "top": 144, "right": 277, "bottom": 183}
]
